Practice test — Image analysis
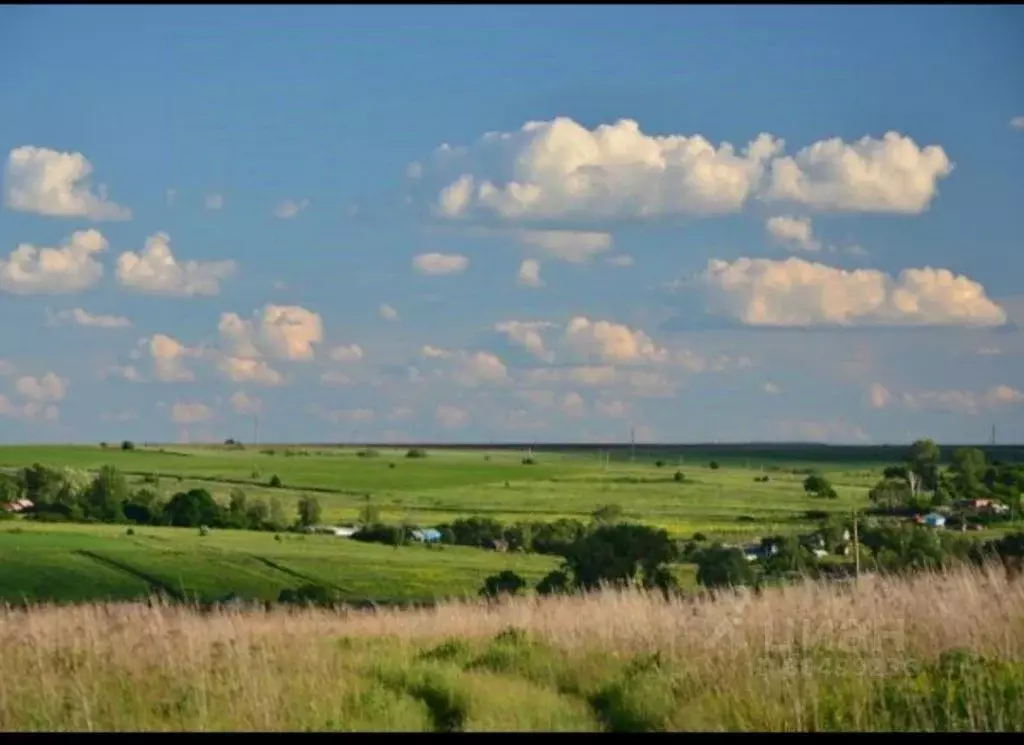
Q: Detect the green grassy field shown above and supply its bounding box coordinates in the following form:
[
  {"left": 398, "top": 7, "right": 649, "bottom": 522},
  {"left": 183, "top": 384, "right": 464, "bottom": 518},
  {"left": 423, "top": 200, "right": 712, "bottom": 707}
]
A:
[
  {"left": 0, "top": 443, "right": 1017, "bottom": 607},
  {"left": 0, "top": 444, "right": 877, "bottom": 532},
  {"left": 0, "top": 521, "right": 563, "bottom": 606}
]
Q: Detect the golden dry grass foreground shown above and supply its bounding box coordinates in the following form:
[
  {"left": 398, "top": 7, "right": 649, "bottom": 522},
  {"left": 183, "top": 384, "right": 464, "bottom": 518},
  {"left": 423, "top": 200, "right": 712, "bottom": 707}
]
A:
[{"left": 3, "top": 565, "right": 1024, "bottom": 732}]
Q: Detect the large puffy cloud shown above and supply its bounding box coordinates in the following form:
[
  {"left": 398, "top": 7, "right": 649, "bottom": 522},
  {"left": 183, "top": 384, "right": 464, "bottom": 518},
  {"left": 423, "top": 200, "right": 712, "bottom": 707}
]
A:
[
  {"left": 1, "top": 372, "right": 65, "bottom": 423},
  {"left": 0, "top": 229, "right": 107, "bottom": 295},
  {"left": 495, "top": 321, "right": 556, "bottom": 362},
  {"left": 15, "top": 372, "right": 66, "bottom": 402},
  {"left": 49, "top": 307, "right": 131, "bottom": 329},
  {"left": 764, "top": 132, "right": 953, "bottom": 213},
  {"left": 701, "top": 257, "right": 1006, "bottom": 327},
  {"left": 871, "top": 383, "right": 1024, "bottom": 416},
  {"left": 116, "top": 233, "right": 236, "bottom": 297},
  {"left": 219, "top": 304, "right": 323, "bottom": 361},
  {"left": 413, "top": 252, "right": 468, "bottom": 275},
  {"left": 149, "top": 334, "right": 196, "bottom": 382},
  {"left": 5, "top": 146, "right": 131, "bottom": 220},
  {"left": 765, "top": 216, "right": 820, "bottom": 252},
  {"left": 430, "top": 117, "right": 783, "bottom": 220},
  {"left": 565, "top": 316, "right": 668, "bottom": 363}
]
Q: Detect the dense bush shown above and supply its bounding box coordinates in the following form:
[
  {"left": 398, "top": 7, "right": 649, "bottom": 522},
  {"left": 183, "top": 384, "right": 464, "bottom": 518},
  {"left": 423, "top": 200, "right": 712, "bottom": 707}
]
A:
[
  {"left": 480, "top": 570, "right": 527, "bottom": 599},
  {"left": 405, "top": 448, "right": 428, "bottom": 459},
  {"left": 268, "top": 474, "right": 283, "bottom": 488},
  {"left": 803, "top": 473, "right": 838, "bottom": 500},
  {"left": 535, "top": 523, "right": 680, "bottom": 596},
  {"left": 351, "top": 523, "right": 411, "bottom": 546},
  {"left": 695, "top": 544, "right": 758, "bottom": 589}
]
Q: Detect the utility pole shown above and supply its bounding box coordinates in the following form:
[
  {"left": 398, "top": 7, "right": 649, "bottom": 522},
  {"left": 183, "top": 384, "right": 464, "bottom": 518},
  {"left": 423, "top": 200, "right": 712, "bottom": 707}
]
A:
[{"left": 852, "top": 509, "right": 860, "bottom": 584}]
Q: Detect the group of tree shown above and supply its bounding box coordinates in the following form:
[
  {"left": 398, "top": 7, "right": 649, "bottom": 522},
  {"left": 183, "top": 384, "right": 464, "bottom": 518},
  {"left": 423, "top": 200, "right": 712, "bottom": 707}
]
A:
[
  {"left": 480, "top": 521, "right": 682, "bottom": 599},
  {"left": 867, "top": 440, "right": 1023, "bottom": 516},
  {"left": 3, "top": 463, "right": 325, "bottom": 533},
  {"left": 352, "top": 507, "right": 611, "bottom": 558}
]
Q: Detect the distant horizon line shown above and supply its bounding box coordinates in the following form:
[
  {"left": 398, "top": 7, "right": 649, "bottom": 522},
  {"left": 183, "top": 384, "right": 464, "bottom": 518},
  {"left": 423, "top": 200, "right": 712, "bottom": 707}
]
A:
[{"left": 3, "top": 441, "right": 1023, "bottom": 450}]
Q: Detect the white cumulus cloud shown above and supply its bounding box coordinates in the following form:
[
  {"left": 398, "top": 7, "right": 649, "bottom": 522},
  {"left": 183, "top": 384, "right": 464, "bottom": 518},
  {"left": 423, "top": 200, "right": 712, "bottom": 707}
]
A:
[
  {"left": 606, "top": 254, "right": 634, "bottom": 267},
  {"left": 766, "top": 215, "right": 820, "bottom": 252},
  {"left": 0, "top": 229, "right": 107, "bottom": 295},
  {"left": 379, "top": 304, "right": 400, "bottom": 321},
  {"left": 329, "top": 344, "right": 364, "bottom": 363},
  {"left": 413, "top": 252, "right": 468, "bottom": 275},
  {"left": 116, "top": 233, "right": 236, "bottom": 297},
  {"left": 764, "top": 132, "right": 953, "bottom": 213},
  {"left": 420, "top": 346, "right": 509, "bottom": 387},
  {"left": 517, "top": 259, "right": 543, "bottom": 288},
  {"left": 149, "top": 334, "right": 195, "bottom": 382},
  {"left": 429, "top": 117, "right": 783, "bottom": 220},
  {"left": 219, "top": 304, "right": 323, "bottom": 361},
  {"left": 701, "top": 257, "right": 1006, "bottom": 327},
  {"left": 495, "top": 320, "right": 556, "bottom": 362},
  {"left": 516, "top": 230, "right": 613, "bottom": 263},
  {"left": 1010, "top": 116, "right": 1024, "bottom": 131},
  {"left": 216, "top": 356, "right": 284, "bottom": 386},
  {"left": 49, "top": 307, "right": 131, "bottom": 329},
  {"left": 5, "top": 146, "right": 131, "bottom": 220},
  {"left": 205, "top": 193, "right": 224, "bottom": 211},
  {"left": 565, "top": 317, "right": 668, "bottom": 363},
  {"left": 15, "top": 372, "right": 66, "bottom": 402}
]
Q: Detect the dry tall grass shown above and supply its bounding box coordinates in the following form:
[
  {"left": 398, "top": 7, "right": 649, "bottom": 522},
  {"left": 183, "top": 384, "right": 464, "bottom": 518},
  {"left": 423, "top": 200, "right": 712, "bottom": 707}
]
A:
[{"left": 3, "top": 565, "right": 1023, "bottom": 731}]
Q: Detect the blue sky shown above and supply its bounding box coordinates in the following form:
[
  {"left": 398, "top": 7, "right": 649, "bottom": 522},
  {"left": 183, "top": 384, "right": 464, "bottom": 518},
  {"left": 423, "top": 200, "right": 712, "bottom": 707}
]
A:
[{"left": 1, "top": 5, "right": 1022, "bottom": 445}]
